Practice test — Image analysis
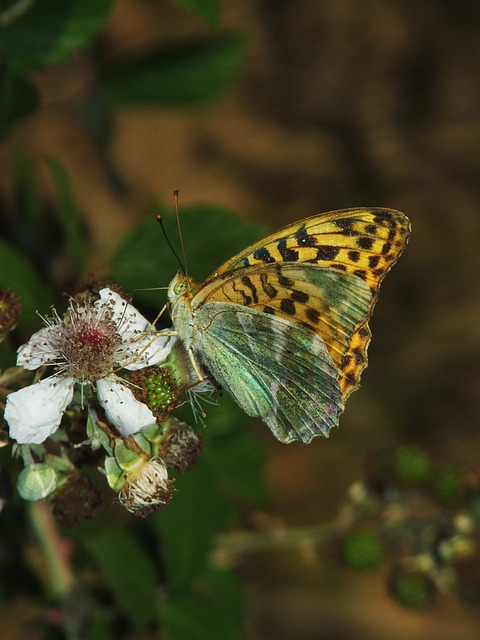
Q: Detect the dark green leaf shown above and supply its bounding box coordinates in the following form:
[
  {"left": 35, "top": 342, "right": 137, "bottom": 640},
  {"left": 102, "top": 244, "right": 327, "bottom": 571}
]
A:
[
  {"left": 13, "top": 145, "right": 43, "bottom": 223},
  {"left": 105, "top": 36, "right": 247, "bottom": 107},
  {"left": 155, "top": 457, "right": 225, "bottom": 589},
  {"left": 110, "top": 204, "right": 266, "bottom": 310},
  {"left": 85, "top": 528, "right": 158, "bottom": 627},
  {"left": 0, "top": 70, "right": 39, "bottom": 138},
  {"left": 171, "top": 0, "right": 220, "bottom": 28},
  {"left": 87, "top": 610, "right": 115, "bottom": 640},
  {"left": 162, "top": 566, "right": 244, "bottom": 640},
  {"left": 0, "top": 0, "right": 114, "bottom": 72},
  {"left": 0, "top": 239, "right": 53, "bottom": 331},
  {"left": 46, "top": 157, "right": 86, "bottom": 276}
]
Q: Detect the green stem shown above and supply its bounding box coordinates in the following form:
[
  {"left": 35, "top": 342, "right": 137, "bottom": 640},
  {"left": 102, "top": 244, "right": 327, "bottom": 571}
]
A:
[
  {"left": 213, "top": 517, "right": 348, "bottom": 557},
  {"left": 28, "top": 501, "right": 75, "bottom": 599},
  {"left": 28, "top": 502, "right": 81, "bottom": 640}
]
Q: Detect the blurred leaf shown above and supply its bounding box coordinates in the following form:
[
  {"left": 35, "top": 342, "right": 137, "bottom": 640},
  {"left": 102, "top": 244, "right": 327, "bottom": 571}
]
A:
[
  {"left": 162, "top": 566, "right": 244, "bottom": 640},
  {"left": 0, "top": 239, "right": 53, "bottom": 331},
  {"left": 85, "top": 528, "right": 158, "bottom": 627},
  {"left": 46, "top": 156, "right": 86, "bottom": 276},
  {"left": 105, "top": 36, "right": 247, "bottom": 107},
  {"left": 13, "top": 144, "right": 43, "bottom": 224},
  {"left": 0, "top": 70, "right": 39, "bottom": 138},
  {"left": 88, "top": 611, "right": 115, "bottom": 640},
  {"left": 207, "top": 427, "right": 268, "bottom": 504},
  {"left": 0, "top": 0, "right": 114, "bottom": 72},
  {"left": 171, "top": 0, "right": 220, "bottom": 28},
  {"left": 155, "top": 457, "right": 225, "bottom": 589},
  {"left": 110, "top": 204, "right": 266, "bottom": 310}
]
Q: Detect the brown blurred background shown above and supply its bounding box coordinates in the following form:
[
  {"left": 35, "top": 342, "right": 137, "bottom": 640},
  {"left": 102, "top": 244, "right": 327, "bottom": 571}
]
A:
[{"left": 2, "top": 0, "right": 480, "bottom": 638}]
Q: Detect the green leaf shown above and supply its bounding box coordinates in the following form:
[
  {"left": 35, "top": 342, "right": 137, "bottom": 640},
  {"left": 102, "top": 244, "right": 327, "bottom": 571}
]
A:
[
  {"left": 85, "top": 528, "right": 158, "bottom": 627},
  {"left": 46, "top": 157, "right": 86, "bottom": 276},
  {"left": 110, "top": 204, "right": 266, "bottom": 310},
  {"left": 0, "top": 239, "right": 53, "bottom": 331},
  {"left": 171, "top": 0, "right": 220, "bottom": 28},
  {"left": 0, "top": 70, "right": 39, "bottom": 138},
  {"left": 105, "top": 36, "right": 247, "bottom": 108},
  {"left": 155, "top": 457, "right": 225, "bottom": 589},
  {"left": 162, "top": 566, "right": 244, "bottom": 640},
  {"left": 0, "top": 0, "right": 114, "bottom": 72}
]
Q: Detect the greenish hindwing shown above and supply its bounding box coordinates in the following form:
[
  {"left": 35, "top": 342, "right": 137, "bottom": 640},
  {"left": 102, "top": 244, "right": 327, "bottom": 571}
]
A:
[{"left": 191, "top": 303, "right": 344, "bottom": 443}]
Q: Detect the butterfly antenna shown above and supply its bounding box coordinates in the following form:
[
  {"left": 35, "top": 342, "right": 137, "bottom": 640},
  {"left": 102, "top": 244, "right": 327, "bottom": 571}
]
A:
[
  {"left": 173, "top": 188, "right": 188, "bottom": 275},
  {"left": 156, "top": 214, "right": 186, "bottom": 275}
]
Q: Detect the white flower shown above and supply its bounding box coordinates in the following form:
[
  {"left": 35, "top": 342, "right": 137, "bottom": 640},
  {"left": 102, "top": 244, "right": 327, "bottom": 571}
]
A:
[{"left": 5, "top": 288, "right": 175, "bottom": 444}]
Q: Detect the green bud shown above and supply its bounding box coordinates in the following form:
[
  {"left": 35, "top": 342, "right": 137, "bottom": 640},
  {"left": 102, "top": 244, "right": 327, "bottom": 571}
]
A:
[
  {"left": 342, "top": 530, "right": 384, "bottom": 571},
  {"left": 389, "top": 571, "right": 434, "bottom": 609},
  {"left": 394, "top": 445, "right": 432, "bottom": 485},
  {"left": 17, "top": 463, "right": 57, "bottom": 501}
]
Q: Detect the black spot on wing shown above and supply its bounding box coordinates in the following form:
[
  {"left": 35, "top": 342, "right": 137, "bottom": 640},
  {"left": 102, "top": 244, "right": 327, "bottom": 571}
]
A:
[
  {"left": 353, "top": 269, "right": 367, "bottom": 280},
  {"left": 316, "top": 245, "right": 340, "bottom": 260},
  {"left": 333, "top": 218, "right": 358, "bottom": 236},
  {"left": 275, "top": 267, "right": 295, "bottom": 288},
  {"left": 295, "top": 227, "right": 317, "bottom": 247},
  {"left": 368, "top": 255, "right": 380, "bottom": 268},
  {"left": 357, "top": 236, "right": 373, "bottom": 250},
  {"left": 254, "top": 247, "right": 275, "bottom": 263},
  {"left": 277, "top": 237, "right": 299, "bottom": 261},
  {"left": 358, "top": 326, "right": 369, "bottom": 338},
  {"left": 280, "top": 298, "right": 296, "bottom": 315},
  {"left": 263, "top": 305, "right": 276, "bottom": 315},
  {"left": 260, "top": 273, "right": 277, "bottom": 298},
  {"left": 241, "top": 275, "right": 258, "bottom": 303},
  {"left": 348, "top": 250, "right": 360, "bottom": 262},
  {"left": 290, "top": 289, "right": 309, "bottom": 303},
  {"left": 306, "top": 308, "right": 321, "bottom": 324},
  {"left": 232, "top": 279, "right": 252, "bottom": 305}
]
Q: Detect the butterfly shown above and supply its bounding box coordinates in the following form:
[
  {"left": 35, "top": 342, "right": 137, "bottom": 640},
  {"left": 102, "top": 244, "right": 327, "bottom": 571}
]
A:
[{"left": 166, "top": 208, "right": 410, "bottom": 444}]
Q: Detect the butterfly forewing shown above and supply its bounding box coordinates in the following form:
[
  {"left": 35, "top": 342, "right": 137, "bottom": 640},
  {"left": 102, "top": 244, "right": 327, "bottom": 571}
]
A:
[{"left": 197, "top": 208, "right": 410, "bottom": 402}]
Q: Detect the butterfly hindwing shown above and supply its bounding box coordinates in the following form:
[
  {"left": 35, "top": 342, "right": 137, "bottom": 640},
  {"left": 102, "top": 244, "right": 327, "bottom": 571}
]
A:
[{"left": 190, "top": 302, "right": 344, "bottom": 443}]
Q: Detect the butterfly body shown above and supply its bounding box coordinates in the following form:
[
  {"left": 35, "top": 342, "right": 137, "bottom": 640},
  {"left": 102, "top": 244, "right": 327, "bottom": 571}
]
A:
[{"left": 167, "top": 208, "right": 410, "bottom": 444}]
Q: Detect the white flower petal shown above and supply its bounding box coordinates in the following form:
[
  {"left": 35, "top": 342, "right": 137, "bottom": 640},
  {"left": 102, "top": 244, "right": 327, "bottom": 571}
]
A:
[
  {"left": 5, "top": 376, "right": 75, "bottom": 444},
  {"left": 97, "top": 288, "right": 149, "bottom": 337},
  {"left": 17, "top": 327, "right": 62, "bottom": 370},
  {"left": 96, "top": 377, "right": 156, "bottom": 436},
  {"left": 123, "top": 333, "right": 176, "bottom": 370}
]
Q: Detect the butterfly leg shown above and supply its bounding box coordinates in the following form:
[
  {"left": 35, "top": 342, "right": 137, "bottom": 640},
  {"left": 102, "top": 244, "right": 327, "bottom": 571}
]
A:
[{"left": 188, "top": 348, "right": 205, "bottom": 382}]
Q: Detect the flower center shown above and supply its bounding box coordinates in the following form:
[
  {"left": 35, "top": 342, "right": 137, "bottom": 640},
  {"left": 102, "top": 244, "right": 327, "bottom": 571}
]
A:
[{"left": 61, "top": 314, "right": 122, "bottom": 382}]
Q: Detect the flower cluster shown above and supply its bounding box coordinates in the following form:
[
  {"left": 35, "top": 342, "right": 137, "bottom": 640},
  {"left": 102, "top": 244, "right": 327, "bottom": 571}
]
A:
[{"left": 1, "top": 285, "right": 206, "bottom": 521}]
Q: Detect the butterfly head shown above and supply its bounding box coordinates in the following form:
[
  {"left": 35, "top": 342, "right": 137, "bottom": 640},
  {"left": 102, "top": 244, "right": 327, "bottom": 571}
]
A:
[{"left": 168, "top": 272, "right": 198, "bottom": 302}]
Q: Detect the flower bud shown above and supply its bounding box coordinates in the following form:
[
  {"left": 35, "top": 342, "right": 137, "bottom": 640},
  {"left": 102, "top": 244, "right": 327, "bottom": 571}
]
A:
[{"left": 17, "top": 463, "right": 57, "bottom": 501}]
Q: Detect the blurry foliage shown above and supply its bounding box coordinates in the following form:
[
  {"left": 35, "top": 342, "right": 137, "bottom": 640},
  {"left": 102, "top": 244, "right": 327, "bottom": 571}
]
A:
[
  {"left": 1, "top": 0, "right": 479, "bottom": 639},
  {"left": 0, "top": 0, "right": 262, "bottom": 638}
]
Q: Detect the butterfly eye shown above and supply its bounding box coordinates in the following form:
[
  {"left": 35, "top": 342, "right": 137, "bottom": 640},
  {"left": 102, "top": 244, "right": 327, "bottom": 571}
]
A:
[{"left": 173, "top": 282, "right": 188, "bottom": 295}]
